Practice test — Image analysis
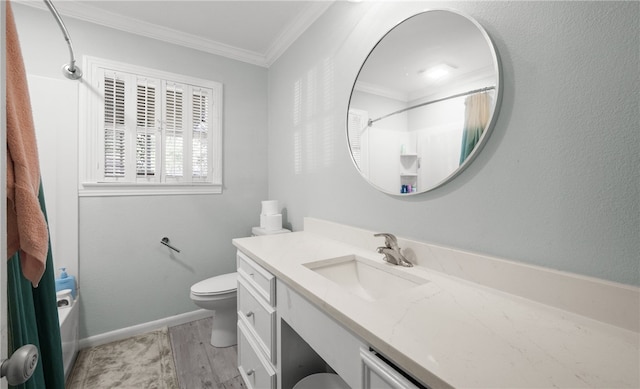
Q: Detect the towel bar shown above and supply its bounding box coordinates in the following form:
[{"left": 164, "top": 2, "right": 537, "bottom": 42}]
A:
[{"left": 161, "top": 237, "right": 180, "bottom": 253}]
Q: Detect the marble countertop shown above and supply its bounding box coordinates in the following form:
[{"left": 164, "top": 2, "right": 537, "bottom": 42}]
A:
[{"left": 233, "top": 231, "right": 639, "bottom": 388}]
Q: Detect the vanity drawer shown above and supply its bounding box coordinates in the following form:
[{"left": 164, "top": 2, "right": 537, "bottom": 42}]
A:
[
  {"left": 361, "top": 348, "right": 421, "bottom": 389},
  {"left": 238, "top": 277, "right": 276, "bottom": 363},
  {"left": 238, "top": 320, "right": 276, "bottom": 389},
  {"left": 237, "top": 250, "right": 276, "bottom": 306}
]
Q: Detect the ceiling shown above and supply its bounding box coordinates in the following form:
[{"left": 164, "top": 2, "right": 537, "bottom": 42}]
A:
[
  {"left": 355, "top": 10, "right": 497, "bottom": 103},
  {"left": 19, "top": 0, "right": 334, "bottom": 67}
]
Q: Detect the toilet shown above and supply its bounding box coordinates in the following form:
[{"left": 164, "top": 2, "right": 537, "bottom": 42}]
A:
[
  {"left": 190, "top": 225, "right": 291, "bottom": 348},
  {"left": 190, "top": 272, "right": 238, "bottom": 347}
]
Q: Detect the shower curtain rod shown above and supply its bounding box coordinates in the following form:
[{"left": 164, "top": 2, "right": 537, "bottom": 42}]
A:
[
  {"left": 367, "top": 85, "right": 495, "bottom": 127},
  {"left": 43, "top": 0, "right": 82, "bottom": 80}
]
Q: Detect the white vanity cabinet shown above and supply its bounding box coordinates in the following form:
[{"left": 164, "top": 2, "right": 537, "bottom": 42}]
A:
[
  {"left": 276, "top": 278, "right": 427, "bottom": 389},
  {"left": 237, "top": 249, "right": 427, "bottom": 389},
  {"left": 277, "top": 279, "right": 366, "bottom": 388},
  {"left": 237, "top": 251, "right": 277, "bottom": 389},
  {"left": 234, "top": 221, "right": 640, "bottom": 389}
]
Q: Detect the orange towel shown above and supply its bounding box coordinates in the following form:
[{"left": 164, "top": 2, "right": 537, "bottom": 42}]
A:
[{"left": 6, "top": 0, "right": 49, "bottom": 287}]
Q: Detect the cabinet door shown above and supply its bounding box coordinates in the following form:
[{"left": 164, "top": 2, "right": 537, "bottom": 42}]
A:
[
  {"left": 238, "top": 321, "right": 276, "bottom": 389},
  {"left": 361, "top": 349, "right": 421, "bottom": 389},
  {"left": 238, "top": 277, "right": 276, "bottom": 363}
]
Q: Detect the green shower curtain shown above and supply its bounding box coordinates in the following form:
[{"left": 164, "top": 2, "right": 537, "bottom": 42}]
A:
[
  {"left": 7, "top": 182, "right": 65, "bottom": 389},
  {"left": 459, "top": 92, "right": 491, "bottom": 165}
]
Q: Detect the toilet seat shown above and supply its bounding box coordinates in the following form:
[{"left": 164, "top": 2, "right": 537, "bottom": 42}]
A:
[{"left": 190, "top": 272, "right": 237, "bottom": 296}]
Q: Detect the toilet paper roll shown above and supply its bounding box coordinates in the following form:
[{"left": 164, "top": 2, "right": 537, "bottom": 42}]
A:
[
  {"left": 261, "top": 214, "right": 282, "bottom": 231},
  {"left": 261, "top": 200, "right": 279, "bottom": 215}
]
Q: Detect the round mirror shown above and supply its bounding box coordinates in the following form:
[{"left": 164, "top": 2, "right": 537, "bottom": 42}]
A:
[{"left": 347, "top": 10, "right": 502, "bottom": 195}]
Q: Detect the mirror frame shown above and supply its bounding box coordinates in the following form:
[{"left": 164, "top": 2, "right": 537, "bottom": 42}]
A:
[{"left": 346, "top": 9, "right": 503, "bottom": 195}]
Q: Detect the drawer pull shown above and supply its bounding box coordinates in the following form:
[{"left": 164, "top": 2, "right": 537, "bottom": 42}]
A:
[
  {"left": 246, "top": 369, "right": 255, "bottom": 376},
  {"left": 246, "top": 311, "right": 254, "bottom": 318}
]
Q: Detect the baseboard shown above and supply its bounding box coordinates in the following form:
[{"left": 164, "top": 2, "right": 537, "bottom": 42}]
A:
[{"left": 79, "top": 309, "right": 212, "bottom": 350}]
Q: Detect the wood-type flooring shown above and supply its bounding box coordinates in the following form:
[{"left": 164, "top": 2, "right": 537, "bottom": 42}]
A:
[{"left": 168, "top": 317, "right": 245, "bottom": 389}]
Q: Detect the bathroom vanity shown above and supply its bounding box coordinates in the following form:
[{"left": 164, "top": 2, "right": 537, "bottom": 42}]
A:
[
  {"left": 233, "top": 218, "right": 639, "bottom": 389},
  {"left": 236, "top": 248, "right": 419, "bottom": 389}
]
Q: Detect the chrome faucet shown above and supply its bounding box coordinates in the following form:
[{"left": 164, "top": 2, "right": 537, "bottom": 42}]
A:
[{"left": 374, "top": 233, "right": 413, "bottom": 267}]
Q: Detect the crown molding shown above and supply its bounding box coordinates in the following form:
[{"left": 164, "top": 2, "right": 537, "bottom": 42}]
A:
[
  {"left": 16, "top": 0, "right": 332, "bottom": 68},
  {"left": 354, "top": 80, "right": 409, "bottom": 102},
  {"left": 264, "top": 1, "right": 333, "bottom": 67}
]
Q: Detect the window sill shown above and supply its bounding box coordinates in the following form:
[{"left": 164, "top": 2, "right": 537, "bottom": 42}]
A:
[{"left": 79, "top": 182, "right": 222, "bottom": 197}]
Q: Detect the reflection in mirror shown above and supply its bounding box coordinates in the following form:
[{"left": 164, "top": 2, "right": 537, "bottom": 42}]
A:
[{"left": 347, "top": 10, "right": 502, "bottom": 195}]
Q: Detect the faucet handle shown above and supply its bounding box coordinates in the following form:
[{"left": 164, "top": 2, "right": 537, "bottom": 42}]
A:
[{"left": 374, "top": 233, "right": 399, "bottom": 250}]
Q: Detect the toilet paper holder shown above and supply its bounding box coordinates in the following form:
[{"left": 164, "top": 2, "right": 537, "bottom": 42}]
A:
[{"left": 161, "top": 237, "right": 181, "bottom": 253}]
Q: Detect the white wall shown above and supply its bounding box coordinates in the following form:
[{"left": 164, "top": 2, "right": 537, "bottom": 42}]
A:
[
  {"left": 12, "top": 4, "right": 269, "bottom": 338},
  {"left": 267, "top": 1, "right": 640, "bottom": 286}
]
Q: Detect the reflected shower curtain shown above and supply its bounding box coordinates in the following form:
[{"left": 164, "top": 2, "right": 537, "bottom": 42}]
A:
[
  {"left": 7, "top": 182, "right": 65, "bottom": 389},
  {"left": 459, "top": 92, "right": 491, "bottom": 164}
]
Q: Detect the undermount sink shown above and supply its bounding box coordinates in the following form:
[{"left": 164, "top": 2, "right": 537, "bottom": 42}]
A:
[{"left": 303, "top": 255, "right": 429, "bottom": 301}]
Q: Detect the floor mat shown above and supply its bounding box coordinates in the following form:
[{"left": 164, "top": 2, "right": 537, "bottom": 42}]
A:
[{"left": 66, "top": 327, "right": 178, "bottom": 389}]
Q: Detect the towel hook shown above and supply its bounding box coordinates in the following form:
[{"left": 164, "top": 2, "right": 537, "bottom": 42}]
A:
[{"left": 161, "top": 237, "right": 180, "bottom": 253}]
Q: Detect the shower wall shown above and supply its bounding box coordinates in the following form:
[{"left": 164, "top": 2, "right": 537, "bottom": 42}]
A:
[{"left": 29, "top": 75, "right": 79, "bottom": 282}]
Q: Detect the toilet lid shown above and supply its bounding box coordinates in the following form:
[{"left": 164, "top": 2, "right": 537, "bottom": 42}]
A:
[{"left": 191, "top": 272, "right": 237, "bottom": 296}]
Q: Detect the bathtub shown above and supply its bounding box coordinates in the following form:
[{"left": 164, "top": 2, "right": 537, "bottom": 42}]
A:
[{"left": 58, "top": 295, "right": 79, "bottom": 380}]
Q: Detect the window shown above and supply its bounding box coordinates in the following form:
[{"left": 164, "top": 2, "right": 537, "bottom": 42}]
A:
[
  {"left": 80, "top": 57, "right": 222, "bottom": 196},
  {"left": 347, "top": 109, "right": 368, "bottom": 170}
]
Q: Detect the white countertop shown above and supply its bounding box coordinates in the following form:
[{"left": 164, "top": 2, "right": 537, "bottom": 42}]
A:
[{"left": 233, "top": 231, "right": 639, "bottom": 388}]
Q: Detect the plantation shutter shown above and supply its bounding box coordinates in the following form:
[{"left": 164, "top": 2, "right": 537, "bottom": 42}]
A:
[
  {"left": 103, "top": 72, "right": 126, "bottom": 180},
  {"left": 135, "top": 77, "right": 160, "bottom": 181},
  {"left": 164, "top": 82, "right": 185, "bottom": 181},
  {"left": 88, "top": 57, "right": 222, "bottom": 191},
  {"left": 191, "top": 88, "right": 210, "bottom": 181},
  {"left": 348, "top": 109, "right": 368, "bottom": 169}
]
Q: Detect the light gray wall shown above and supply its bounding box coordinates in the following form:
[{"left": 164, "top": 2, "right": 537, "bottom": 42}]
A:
[
  {"left": 268, "top": 1, "right": 639, "bottom": 286},
  {"left": 12, "top": 4, "right": 269, "bottom": 337}
]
